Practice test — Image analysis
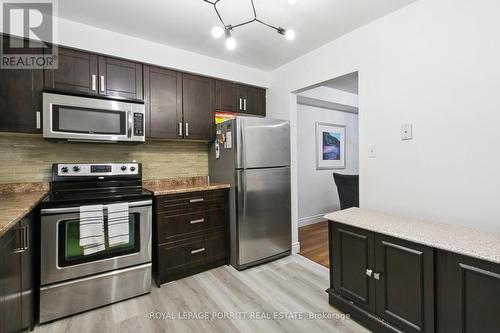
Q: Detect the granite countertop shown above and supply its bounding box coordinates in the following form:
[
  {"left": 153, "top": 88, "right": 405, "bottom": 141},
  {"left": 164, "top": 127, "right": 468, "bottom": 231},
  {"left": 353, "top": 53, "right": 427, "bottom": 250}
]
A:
[
  {"left": 143, "top": 177, "right": 230, "bottom": 196},
  {"left": 0, "top": 183, "right": 48, "bottom": 238},
  {"left": 325, "top": 207, "right": 500, "bottom": 265}
]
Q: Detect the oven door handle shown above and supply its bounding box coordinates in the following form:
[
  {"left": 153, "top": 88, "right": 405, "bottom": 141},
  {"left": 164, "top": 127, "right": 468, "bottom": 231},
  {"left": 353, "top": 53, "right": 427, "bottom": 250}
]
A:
[{"left": 41, "top": 200, "right": 152, "bottom": 214}]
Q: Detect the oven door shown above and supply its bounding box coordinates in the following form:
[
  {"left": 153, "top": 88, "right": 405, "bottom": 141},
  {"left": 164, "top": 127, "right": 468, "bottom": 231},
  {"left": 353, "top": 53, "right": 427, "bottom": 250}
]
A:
[
  {"left": 43, "top": 92, "right": 145, "bottom": 142},
  {"left": 40, "top": 200, "right": 152, "bottom": 285}
]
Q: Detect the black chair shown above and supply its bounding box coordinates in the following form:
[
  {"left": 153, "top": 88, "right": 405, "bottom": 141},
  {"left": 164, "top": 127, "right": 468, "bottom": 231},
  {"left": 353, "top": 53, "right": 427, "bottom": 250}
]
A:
[{"left": 332, "top": 173, "right": 359, "bottom": 210}]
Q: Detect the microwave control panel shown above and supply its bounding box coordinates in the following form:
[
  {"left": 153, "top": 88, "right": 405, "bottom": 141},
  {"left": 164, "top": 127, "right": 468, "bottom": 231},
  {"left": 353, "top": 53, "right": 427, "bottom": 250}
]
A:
[{"left": 134, "top": 113, "right": 144, "bottom": 137}]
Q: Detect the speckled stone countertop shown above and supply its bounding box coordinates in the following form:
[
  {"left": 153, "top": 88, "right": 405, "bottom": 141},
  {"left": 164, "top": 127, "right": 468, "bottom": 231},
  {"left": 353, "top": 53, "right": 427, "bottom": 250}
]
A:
[
  {"left": 143, "top": 176, "right": 230, "bottom": 196},
  {"left": 325, "top": 207, "right": 500, "bottom": 265},
  {"left": 0, "top": 182, "right": 48, "bottom": 238}
]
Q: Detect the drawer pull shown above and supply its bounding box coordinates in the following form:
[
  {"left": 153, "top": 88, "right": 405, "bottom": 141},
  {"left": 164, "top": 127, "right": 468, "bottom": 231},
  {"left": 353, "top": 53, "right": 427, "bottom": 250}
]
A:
[
  {"left": 190, "top": 198, "right": 204, "bottom": 203},
  {"left": 190, "top": 218, "right": 205, "bottom": 224},
  {"left": 191, "top": 247, "right": 205, "bottom": 254}
]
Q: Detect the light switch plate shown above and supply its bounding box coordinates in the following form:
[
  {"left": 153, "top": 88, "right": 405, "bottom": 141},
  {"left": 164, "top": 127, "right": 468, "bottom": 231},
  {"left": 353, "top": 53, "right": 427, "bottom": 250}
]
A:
[
  {"left": 368, "top": 145, "right": 377, "bottom": 158},
  {"left": 401, "top": 124, "right": 413, "bottom": 140}
]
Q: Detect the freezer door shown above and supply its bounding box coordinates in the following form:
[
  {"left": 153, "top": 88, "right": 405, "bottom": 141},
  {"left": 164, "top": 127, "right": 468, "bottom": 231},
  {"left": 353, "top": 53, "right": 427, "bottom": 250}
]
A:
[
  {"left": 237, "top": 167, "right": 291, "bottom": 266},
  {"left": 236, "top": 117, "right": 290, "bottom": 169}
]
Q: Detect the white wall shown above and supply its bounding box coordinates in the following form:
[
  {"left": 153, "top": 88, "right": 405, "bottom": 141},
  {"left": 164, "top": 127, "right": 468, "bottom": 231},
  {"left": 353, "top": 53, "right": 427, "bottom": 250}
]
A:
[
  {"left": 299, "top": 87, "right": 359, "bottom": 108},
  {"left": 1, "top": 17, "right": 269, "bottom": 87},
  {"left": 267, "top": 0, "right": 500, "bottom": 252},
  {"left": 297, "top": 104, "right": 359, "bottom": 226}
]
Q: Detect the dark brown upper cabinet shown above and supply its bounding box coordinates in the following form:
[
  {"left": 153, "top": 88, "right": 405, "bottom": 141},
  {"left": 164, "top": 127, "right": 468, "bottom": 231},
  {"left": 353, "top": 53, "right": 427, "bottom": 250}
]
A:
[
  {"left": 182, "top": 74, "right": 215, "bottom": 141},
  {"left": 0, "top": 35, "right": 43, "bottom": 133},
  {"left": 44, "top": 46, "right": 143, "bottom": 100},
  {"left": 215, "top": 79, "right": 266, "bottom": 117},
  {"left": 144, "top": 65, "right": 182, "bottom": 139},
  {"left": 215, "top": 80, "right": 239, "bottom": 112},
  {"left": 238, "top": 84, "right": 266, "bottom": 117},
  {"left": 98, "top": 56, "right": 143, "bottom": 100}
]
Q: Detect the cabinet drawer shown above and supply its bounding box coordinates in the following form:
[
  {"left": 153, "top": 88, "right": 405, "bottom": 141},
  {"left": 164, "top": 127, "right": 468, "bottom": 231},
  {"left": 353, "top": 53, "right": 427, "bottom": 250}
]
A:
[
  {"left": 157, "top": 208, "right": 227, "bottom": 243},
  {"left": 158, "top": 231, "right": 227, "bottom": 281},
  {"left": 155, "top": 189, "right": 227, "bottom": 213}
]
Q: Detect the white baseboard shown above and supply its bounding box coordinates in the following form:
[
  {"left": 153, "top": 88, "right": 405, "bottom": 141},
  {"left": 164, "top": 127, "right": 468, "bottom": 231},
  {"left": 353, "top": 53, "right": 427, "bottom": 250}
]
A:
[
  {"left": 292, "top": 242, "right": 300, "bottom": 254},
  {"left": 298, "top": 213, "right": 326, "bottom": 227}
]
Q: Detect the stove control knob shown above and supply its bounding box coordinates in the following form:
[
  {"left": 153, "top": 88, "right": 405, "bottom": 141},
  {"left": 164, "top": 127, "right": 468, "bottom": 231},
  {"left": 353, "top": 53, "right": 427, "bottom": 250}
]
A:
[
  {"left": 61, "top": 167, "right": 69, "bottom": 173},
  {"left": 73, "top": 166, "right": 80, "bottom": 172},
  {"left": 130, "top": 166, "right": 136, "bottom": 172},
  {"left": 121, "top": 165, "right": 127, "bottom": 171}
]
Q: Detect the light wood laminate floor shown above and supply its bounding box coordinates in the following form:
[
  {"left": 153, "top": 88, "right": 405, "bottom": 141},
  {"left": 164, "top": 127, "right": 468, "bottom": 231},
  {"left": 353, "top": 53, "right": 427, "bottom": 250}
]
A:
[
  {"left": 298, "top": 221, "right": 330, "bottom": 268},
  {"left": 34, "top": 255, "right": 368, "bottom": 333}
]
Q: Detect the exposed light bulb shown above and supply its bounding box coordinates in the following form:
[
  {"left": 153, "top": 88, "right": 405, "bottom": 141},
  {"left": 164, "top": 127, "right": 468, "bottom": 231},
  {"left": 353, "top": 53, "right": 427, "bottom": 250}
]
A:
[
  {"left": 285, "top": 29, "right": 295, "bottom": 40},
  {"left": 211, "top": 26, "right": 224, "bottom": 38},
  {"left": 288, "top": 0, "right": 298, "bottom": 5},
  {"left": 226, "top": 37, "right": 236, "bottom": 50}
]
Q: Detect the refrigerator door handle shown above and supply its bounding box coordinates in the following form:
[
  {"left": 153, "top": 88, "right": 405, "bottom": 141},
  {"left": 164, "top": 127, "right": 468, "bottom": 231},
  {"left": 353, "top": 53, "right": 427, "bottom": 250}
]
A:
[{"left": 237, "top": 171, "right": 247, "bottom": 226}]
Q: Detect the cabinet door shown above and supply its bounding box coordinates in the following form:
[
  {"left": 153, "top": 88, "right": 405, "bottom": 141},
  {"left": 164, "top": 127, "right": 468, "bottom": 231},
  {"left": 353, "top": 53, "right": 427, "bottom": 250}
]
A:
[
  {"left": 332, "top": 223, "right": 376, "bottom": 313},
  {"left": 44, "top": 47, "right": 98, "bottom": 94},
  {"left": 98, "top": 56, "right": 143, "bottom": 100},
  {"left": 0, "top": 36, "right": 43, "bottom": 133},
  {"left": 182, "top": 74, "right": 215, "bottom": 140},
  {"left": 244, "top": 86, "right": 266, "bottom": 116},
  {"left": 374, "top": 234, "right": 434, "bottom": 333},
  {"left": 437, "top": 251, "right": 500, "bottom": 333},
  {"left": 144, "top": 66, "right": 182, "bottom": 139},
  {"left": 0, "top": 224, "right": 22, "bottom": 333},
  {"left": 215, "top": 80, "right": 239, "bottom": 112}
]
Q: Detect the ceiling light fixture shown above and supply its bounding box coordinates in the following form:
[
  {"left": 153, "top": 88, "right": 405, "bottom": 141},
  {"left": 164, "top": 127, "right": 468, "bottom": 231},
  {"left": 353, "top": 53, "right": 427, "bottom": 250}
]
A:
[{"left": 203, "top": 0, "right": 295, "bottom": 50}]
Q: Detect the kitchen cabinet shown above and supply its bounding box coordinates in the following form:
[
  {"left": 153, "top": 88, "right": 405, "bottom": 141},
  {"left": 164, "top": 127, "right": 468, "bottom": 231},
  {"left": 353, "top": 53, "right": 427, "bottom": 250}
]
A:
[
  {"left": 329, "top": 222, "right": 434, "bottom": 333},
  {"left": 436, "top": 251, "right": 500, "bottom": 333},
  {"left": 215, "top": 80, "right": 266, "bottom": 117},
  {"left": 44, "top": 46, "right": 143, "bottom": 100},
  {"left": 153, "top": 189, "right": 229, "bottom": 285},
  {"left": 182, "top": 74, "right": 215, "bottom": 140},
  {"left": 0, "top": 35, "right": 43, "bottom": 133},
  {"left": 144, "top": 65, "right": 182, "bottom": 139},
  {"left": 0, "top": 212, "right": 34, "bottom": 333}
]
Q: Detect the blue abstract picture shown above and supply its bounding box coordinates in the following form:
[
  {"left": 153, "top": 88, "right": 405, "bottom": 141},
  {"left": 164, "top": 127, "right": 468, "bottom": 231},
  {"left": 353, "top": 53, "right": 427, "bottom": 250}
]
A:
[{"left": 322, "top": 132, "right": 341, "bottom": 160}]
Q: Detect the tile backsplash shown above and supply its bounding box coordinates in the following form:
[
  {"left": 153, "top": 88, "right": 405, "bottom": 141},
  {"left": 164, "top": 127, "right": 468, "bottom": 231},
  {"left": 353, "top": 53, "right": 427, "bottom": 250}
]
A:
[{"left": 0, "top": 133, "right": 209, "bottom": 184}]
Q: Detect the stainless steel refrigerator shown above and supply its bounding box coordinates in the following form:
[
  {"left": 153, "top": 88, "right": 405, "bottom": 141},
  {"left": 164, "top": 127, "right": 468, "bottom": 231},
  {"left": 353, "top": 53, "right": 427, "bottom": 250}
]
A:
[{"left": 209, "top": 116, "right": 291, "bottom": 270}]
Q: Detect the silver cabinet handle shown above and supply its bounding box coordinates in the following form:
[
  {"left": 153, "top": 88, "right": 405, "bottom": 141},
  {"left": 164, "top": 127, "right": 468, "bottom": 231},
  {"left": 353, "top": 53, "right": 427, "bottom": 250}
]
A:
[
  {"left": 190, "top": 218, "right": 205, "bottom": 224},
  {"left": 23, "top": 224, "right": 29, "bottom": 251},
  {"left": 189, "top": 198, "right": 204, "bottom": 203},
  {"left": 91, "top": 74, "right": 97, "bottom": 91},
  {"left": 366, "top": 269, "right": 373, "bottom": 277},
  {"left": 14, "top": 226, "right": 25, "bottom": 253},
  {"left": 239, "top": 98, "right": 243, "bottom": 110},
  {"left": 191, "top": 248, "right": 205, "bottom": 254},
  {"left": 243, "top": 98, "right": 247, "bottom": 111},
  {"left": 100, "top": 75, "right": 105, "bottom": 92},
  {"left": 178, "top": 122, "right": 183, "bottom": 137},
  {"left": 36, "top": 111, "right": 41, "bottom": 129},
  {"left": 185, "top": 122, "right": 189, "bottom": 137},
  {"left": 127, "top": 111, "right": 133, "bottom": 138},
  {"left": 373, "top": 272, "right": 381, "bottom": 280}
]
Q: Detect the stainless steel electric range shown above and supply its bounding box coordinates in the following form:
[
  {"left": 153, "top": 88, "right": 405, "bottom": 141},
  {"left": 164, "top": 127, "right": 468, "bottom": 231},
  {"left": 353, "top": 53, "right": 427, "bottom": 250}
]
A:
[{"left": 39, "top": 162, "right": 152, "bottom": 323}]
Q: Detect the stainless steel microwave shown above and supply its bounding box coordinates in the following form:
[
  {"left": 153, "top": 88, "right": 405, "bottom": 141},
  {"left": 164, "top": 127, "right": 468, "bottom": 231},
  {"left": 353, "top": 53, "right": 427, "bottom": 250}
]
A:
[{"left": 43, "top": 92, "right": 145, "bottom": 143}]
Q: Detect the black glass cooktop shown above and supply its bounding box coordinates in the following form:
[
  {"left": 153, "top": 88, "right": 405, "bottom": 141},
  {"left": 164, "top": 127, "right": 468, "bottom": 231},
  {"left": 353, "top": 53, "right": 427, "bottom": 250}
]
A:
[{"left": 41, "top": 187, "right": 152, "bottom": 208}]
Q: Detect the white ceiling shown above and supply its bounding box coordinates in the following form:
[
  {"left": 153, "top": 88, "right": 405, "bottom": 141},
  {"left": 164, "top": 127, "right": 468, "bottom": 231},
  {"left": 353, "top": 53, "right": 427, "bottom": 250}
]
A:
[{"left": 57, "top": 0, "right": 416, "bottom": 71}]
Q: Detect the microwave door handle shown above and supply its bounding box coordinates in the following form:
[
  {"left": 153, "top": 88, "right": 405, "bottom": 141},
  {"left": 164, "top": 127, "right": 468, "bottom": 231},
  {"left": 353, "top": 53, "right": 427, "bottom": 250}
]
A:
[{"left": 127, "top": 111, "right": 133, "bottom": 138}]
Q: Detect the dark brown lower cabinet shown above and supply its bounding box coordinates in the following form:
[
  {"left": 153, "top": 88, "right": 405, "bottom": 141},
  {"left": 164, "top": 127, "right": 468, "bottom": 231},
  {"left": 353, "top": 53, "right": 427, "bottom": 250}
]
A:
[
  {"left": 328, "top": 222, "right": 434, "bottom": 333},
  {"left": 0, "top": 212, "right": 34, "bottom": 333},
  {"left": 153, "top": 189, "right": 229, "bottom": 285},
  {"left": 436, "top": 251, "right": 500, "bottom": 333}
]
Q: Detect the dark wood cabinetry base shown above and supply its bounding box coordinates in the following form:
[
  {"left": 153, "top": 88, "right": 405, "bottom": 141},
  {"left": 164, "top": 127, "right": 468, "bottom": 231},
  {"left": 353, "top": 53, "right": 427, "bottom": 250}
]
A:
[{"left": 153, "top": 189, "right": 229, "bottom": 286}]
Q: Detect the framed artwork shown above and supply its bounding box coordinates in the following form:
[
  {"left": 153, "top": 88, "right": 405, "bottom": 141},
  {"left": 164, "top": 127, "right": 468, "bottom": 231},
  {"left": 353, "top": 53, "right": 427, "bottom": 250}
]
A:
[{"left": 315, "top": 122, "right": 346, "bottom": 170}]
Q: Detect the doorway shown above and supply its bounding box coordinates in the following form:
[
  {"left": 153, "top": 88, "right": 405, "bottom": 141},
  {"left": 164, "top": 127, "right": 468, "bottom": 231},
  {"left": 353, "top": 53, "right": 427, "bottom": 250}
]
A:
[{"left": 295, "top": 72, "right": 359, "bottom": 267}]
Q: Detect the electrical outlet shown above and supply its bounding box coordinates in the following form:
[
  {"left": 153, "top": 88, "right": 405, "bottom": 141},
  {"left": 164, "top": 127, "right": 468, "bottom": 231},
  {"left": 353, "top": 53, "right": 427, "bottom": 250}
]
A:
[
  {"left": 401, "top": 124, "right": 413, "bottom": 140},
  {"left": 368, "top": 145, "right": 376, "bottom": 158}
]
